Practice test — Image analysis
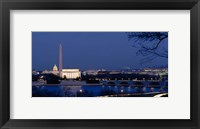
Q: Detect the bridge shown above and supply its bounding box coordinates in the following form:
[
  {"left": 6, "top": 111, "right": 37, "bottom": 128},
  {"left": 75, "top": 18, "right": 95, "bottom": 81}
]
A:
[{"left": 101, "top": 79, "right": 168, "bottom": 87}]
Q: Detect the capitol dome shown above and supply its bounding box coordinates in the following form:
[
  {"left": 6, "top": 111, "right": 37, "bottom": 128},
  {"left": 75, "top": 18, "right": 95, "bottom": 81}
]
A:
[{"left": 53, "top": 64, "right": 58, "bottom": 71}]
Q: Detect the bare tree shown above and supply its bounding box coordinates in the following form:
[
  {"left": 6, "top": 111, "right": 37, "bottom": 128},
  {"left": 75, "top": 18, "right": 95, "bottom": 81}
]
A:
[{"left": 126, "top": 32, "right": 168, "bottom": 64}]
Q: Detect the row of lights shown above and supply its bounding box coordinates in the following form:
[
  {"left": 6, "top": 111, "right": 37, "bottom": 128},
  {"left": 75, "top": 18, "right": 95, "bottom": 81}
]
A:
[{"left": 89, "top": 78, "right": 159, "bottom": 81}]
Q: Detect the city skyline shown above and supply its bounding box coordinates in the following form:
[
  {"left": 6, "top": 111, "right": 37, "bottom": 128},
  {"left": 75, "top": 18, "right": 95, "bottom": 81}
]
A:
[
  {"left": 32, "top": 32, "right": 168, "bottom": 97},
  {"left": 32, "top": 32, "right": 168, "bottom": 71}
]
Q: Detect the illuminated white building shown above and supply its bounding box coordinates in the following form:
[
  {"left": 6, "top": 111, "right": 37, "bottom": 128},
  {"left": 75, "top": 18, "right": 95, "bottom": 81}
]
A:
[
  {"left": 62, "top": 69, "right": 81, "bottom": 79},
  {"left": 52, "top": 64, "right": 59, "bottom": 75}
]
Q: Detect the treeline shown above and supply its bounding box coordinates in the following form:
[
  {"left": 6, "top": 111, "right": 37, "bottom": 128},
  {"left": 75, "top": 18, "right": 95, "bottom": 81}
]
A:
[{"left": 32, "top": 74, "right": 60, "bottom": 84}]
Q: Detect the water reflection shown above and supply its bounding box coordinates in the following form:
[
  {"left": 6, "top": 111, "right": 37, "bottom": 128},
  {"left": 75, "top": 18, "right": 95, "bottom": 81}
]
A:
[{"left": 32, "top": 85, "right": 168, "bottom": 97}]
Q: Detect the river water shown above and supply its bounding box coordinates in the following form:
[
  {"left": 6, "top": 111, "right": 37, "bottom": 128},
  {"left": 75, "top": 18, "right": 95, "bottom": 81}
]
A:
[{"left": 32, "top": 85, "right": 168, "bottom": 97}]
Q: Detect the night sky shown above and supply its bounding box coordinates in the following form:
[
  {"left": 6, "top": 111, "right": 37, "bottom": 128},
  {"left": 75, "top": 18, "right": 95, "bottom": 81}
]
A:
[{"left": 32, "top": 32, "right": 168, "bottom": 71}]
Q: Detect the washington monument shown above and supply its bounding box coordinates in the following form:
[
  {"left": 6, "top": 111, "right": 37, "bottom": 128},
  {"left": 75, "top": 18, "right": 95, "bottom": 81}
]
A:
[{"left": 59, "top": 44, "right": 62, "bottom": 77}]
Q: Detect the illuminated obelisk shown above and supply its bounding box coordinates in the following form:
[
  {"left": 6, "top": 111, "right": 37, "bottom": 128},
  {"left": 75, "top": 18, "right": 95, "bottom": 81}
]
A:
[{"left": 59, "top": 44, "right": 62, "bottom": 78}]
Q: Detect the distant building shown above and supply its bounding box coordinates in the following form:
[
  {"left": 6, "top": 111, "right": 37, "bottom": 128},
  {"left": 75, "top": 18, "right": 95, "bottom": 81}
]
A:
[
  {"left": 109, "top": 70, "right": 121, "bottom": 74},
  {"left": 142, "top": 68, "right": 168, "bottom": 76},
  {"left": 41, "top": 70, "right": 52, "bottom": 74},
  {"left": 97, "top": 71, "right": 109, "bottom": 75},
  {"left": 52, "top": 64, "right": 59, "bottom": 76},
  {"left": 62, "top": 69, "right": 81, "bottom": 79},
  {"left": 32, "top": 70, "right": 39, "bottom": 75},
  {"left": 82, "top": 70, "right": 100, "bottom": 76}
]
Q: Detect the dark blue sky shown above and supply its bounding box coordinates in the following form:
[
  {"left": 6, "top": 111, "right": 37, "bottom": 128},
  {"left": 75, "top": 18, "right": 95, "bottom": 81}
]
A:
[{"left": 32, "top": 32, "right": 168, "bottom": 71}]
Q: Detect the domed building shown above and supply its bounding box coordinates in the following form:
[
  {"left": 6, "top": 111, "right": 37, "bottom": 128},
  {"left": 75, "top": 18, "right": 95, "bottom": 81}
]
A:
[{"left": 52, "top": 64, "right": 59, "bottom": 75}]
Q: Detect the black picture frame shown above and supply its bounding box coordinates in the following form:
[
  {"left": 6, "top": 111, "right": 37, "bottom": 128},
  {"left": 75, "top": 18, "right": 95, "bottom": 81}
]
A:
[{"left": 0, "top": 0, "right": 199, "bottom": 129}]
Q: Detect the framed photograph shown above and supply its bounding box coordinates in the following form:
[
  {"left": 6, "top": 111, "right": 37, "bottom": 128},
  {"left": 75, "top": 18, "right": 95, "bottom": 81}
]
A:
[
  {"left": 0, "top": 0, "right": 199, "bottom": 129},
  {"left": 32, "top": 31, "right": 168, "bottom": 98}
]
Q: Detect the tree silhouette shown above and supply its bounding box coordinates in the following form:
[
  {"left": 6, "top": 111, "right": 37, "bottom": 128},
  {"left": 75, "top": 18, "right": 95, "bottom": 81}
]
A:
[{"left": 126, "top": 32, "right": 168, "bottom": 64}]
